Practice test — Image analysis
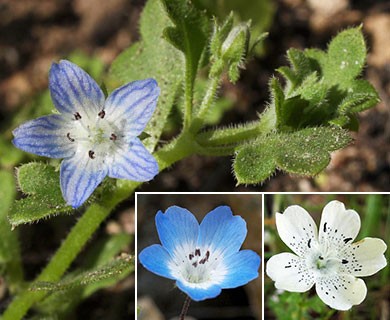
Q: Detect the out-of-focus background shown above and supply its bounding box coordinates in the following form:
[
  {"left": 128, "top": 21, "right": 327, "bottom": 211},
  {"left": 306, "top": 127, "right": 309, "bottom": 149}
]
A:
[{"left": 137, "top": 193, "right": 262, "bottom": 320}]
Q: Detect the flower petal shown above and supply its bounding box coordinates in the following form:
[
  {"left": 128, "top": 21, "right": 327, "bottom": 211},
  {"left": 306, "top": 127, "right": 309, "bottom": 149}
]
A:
[
  {"left": 218, "top": 250, "right": 260, "bottom": 289},
  {"left": 139, "top": 244, "right": 175, "bottom": 280},
  {"left": 155, "top": 206, "right": 199, "bottom": 258},
  {"left": 60, "top": 152, "right": 107, "bottom": 208},
  {"left": 108, "top": 138, "right": 158, "bottom": 182},
  {"left": 49, "top": 60, "right": 104, "bottom": 117},
  {"left": 266, "top": 252, "right": 315, "bottom": 292},
  {"left": 339, "top": 237, "right": 387, "bottom": 277},
  {"left": 176, "top": 280, "right": 222, "bottom": 301},
  {"left": 104, "top": 79, "right": 160, "bottom": 137},
  {"left": 315, "top": 274, "right": 367, "bottom": 310},
  {"left": 198, "top": 206, "right": 247, "bottom": 258},
  {"left": 276, "top": 205, "right": 318, "bottom": 257},
  {"left": 12, "top": 115, "right": 75, "bottom": 158},
  {"left": 318, "top": 200, "right": 360, "bottom": 250}
]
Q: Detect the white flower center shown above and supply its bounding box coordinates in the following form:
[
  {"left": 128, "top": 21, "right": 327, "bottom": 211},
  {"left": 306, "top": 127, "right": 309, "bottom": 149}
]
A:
[
  {"left": 305, "top": 243, "right": 340, "bottom": 277},
  {"left": 183, "top": 248, "right": 212, "bottom": 283},
  {"left": 66, "top": 110, "right": 126, "bottom": 160},
  {"left": 169, "top": 246, "right": 226, "bottom": 286}
]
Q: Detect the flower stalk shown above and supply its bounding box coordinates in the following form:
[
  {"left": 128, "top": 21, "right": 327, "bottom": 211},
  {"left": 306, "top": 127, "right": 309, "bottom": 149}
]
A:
[{"left": 179, "top": 295, "right": 192, "bottom": 320}]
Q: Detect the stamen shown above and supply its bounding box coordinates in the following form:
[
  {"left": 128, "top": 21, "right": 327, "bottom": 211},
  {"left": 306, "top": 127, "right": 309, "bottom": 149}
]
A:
[
  {"left": 192, "top": 262, "right": 198, "bottom": 268},
  {"left": 343, "top": 238, "right": 353, "bottom": 244},
  {"left": 341, "top": 259, "right": 348, "bottom": 264},
  {"left": 308, "top": 239, "right": 311, "bottom": 248},
  {"left": 110, "top": 133, "right": 117, "bottom": 141},
  {"left": 323, "top": 222, "right": 327, "bottom": 233},
  {"left": 88, "top": 150, "right": 95, "bottom": 159},
  {"left": 189, "top": 253, "right": 194, "bottom": 260},
  {"left": 66, "top": 132, "right": 75, "bottom": 142},
  {"left": 74, "top": 112, "right": 82, "bottom": 120},
  {"left": 98, "top": 110, "right": 105, "bottom": 119},
  {"left": 205, "top": 250, "right": 210, "bottom": 261},
  {"left": 319, "top": 256, "right": 324, "bottom": 260},
  {"left": 195, "top": 249, "right": 201, "bottom": 256}
]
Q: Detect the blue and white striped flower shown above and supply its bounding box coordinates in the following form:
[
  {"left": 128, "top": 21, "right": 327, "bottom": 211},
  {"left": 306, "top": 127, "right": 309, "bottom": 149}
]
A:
[
  {"left": 139, "top": 205, "right": 260, "bottom": 301},
  {"left": 13, "top": 60, "right": 159, "bottom": 208},
  {"left": 266, "top": 200, "right": 387, "bottom": 311}
]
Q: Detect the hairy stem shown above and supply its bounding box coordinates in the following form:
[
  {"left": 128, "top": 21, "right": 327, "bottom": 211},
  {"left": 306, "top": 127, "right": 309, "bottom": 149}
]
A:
[
  {"left": 196, "top": 107, "right": 276, "bottom": 147},
  {"left": 190, "top": 76, "right": 220, "bottom": 133},
  {"left": 179, "top": 295, "right": 192, "bottom": 320},
  {"left": 183, "top": 58, "right": 194, "bottom": 130}
]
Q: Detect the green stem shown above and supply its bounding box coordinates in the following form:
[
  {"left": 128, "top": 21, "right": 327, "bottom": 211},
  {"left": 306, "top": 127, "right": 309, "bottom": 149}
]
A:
[
  {"left": 196, "top": 107, "right": 276, "bottom": 147},
  {"left": 183, "top": 59, "right": 194, "bottom": 130},
  {"left": 190, "top": 76, "right": 220, "bottom": 133}
]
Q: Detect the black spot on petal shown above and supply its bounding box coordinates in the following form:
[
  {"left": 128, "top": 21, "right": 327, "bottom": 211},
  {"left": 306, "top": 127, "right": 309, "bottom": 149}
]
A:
[
  {"left": 66, "top": 132, "right": 75, "bottom": 142},
  {"left": 98, "top": 110, "right": 105, "bottom": 118}
]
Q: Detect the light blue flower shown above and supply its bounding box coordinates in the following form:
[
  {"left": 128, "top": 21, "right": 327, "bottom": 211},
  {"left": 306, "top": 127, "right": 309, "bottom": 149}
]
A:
[
  {"left": 13, "top": 60, "right": 159, "bottom": 208},
  {"left": 139, "top": 205, "right": 260, "bottom": 301}
]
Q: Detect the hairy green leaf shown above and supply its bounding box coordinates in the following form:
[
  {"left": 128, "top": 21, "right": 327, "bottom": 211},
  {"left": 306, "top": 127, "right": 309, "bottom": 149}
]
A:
[
  {"left": 9, "top": 163, "right": 72, "bottom": 227},
  {"left": 274, "top": 27, "right": 378, "bottom": 130},
  {"left": 0, "top": 170, "right": 23, "bottom": 290},
  {"left": 323, "top": 26, "right": 366, "bottom": 87},
  {"left": 31, "top": 254, "right": 133, "bottom": 292},
  {"left": 109, "top": 0, "right": 183, "bottom": 151},
  {"left": 234, "top": 127, "right": 351, "bottom": 184},
  {"left": 161, "top": 0, "right": 209, "bottom": 77},
  {"left": 276, "top": 127, "right": 351, "bottom": 175},
  {"left": 234, "top": 138, "right": 277, "bottom": 184}
]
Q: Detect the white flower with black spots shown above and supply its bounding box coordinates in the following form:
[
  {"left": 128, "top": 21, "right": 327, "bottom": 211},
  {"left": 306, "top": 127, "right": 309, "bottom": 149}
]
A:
[{"left": 266, "top": 200, "right": 387, "bottom": 310}]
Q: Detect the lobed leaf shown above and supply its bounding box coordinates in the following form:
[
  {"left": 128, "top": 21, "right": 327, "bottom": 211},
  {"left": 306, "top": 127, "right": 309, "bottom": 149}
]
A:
[
  {"left": 274, "top": 27, "right": 378, "bottom": 131},
  {"left": 161, "top": 0, "right": 209, "bottom": 73},
  {"left": 234, "top": 127, "right": 351, "bottom": 184}
]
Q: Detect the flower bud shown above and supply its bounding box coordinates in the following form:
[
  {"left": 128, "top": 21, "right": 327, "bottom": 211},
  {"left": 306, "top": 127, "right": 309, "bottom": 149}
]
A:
[{"left": 221, "top": 23, "right": 250, "bottom": 64}]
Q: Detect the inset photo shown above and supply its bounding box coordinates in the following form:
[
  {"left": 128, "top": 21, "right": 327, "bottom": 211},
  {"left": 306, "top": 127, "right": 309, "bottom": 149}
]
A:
[
  {"left": 136, "top": 193, "right": 262, "bottom": 320},
  {"left": 264, "top": 194, "right": 389, "bottom": 320}
]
